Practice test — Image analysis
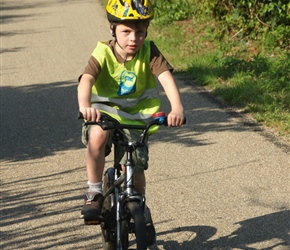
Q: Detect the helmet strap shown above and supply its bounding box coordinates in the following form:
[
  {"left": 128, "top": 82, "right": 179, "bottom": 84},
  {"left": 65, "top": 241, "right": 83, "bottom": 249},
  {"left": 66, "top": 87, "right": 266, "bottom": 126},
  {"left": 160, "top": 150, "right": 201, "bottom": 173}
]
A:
[
  {"left": 110, "top": 22, "right": 127, "bottom": 62},
  {"left": 115, "top": 40, "right": 128, "bottom": 64}
]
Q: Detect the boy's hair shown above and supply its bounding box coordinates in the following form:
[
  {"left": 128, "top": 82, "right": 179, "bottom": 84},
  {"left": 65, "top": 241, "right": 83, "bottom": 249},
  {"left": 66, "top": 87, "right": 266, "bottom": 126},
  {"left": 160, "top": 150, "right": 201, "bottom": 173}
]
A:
[{"left": 110, "top": 21, "right": 149, "bottom": 38}]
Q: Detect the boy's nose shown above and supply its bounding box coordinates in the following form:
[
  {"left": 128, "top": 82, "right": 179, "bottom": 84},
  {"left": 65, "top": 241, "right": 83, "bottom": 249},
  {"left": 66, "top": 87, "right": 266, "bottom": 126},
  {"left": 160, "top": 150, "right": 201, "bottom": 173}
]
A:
[{"left": 129, "top": 32, "right": 137, "bottom": 41}]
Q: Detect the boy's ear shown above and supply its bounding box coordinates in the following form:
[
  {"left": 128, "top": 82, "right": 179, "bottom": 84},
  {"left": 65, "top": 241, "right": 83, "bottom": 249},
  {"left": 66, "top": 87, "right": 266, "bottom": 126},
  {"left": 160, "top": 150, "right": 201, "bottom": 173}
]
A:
[
  {"left": 111, "top": 29, "right": 115, "bottom": 37},
  {"left": 110, "top": 23, "right": 116, "bottom": 37}
]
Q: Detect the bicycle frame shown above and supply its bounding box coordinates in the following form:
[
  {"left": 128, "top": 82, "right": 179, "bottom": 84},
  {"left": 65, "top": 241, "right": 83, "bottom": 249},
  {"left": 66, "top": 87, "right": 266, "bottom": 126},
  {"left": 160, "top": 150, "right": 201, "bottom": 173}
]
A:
[{"left": 103, "top": 127, "right": 146, "bottom": 249}]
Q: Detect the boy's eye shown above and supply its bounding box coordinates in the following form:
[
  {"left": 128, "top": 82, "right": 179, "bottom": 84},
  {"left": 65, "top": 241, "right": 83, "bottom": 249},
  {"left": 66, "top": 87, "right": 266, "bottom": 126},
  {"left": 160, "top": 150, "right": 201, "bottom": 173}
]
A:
[{"left": 121, "top": 30, "right": 145, "bottom": 36}]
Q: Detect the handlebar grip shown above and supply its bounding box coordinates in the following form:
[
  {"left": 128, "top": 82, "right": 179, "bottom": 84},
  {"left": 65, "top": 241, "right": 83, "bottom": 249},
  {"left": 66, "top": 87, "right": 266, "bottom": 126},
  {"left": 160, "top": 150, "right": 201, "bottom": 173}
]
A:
[
  {"left": 78, "top": 112, "right": 106, "bottom": 123},
  {"left": 163, "top": 117, "right": 186, "bottom": 126}
]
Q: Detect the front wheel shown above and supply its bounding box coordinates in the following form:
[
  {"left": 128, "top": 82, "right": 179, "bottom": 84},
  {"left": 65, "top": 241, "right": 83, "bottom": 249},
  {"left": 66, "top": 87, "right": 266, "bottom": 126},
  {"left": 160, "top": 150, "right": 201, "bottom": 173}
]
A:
[{"left": 126, "top": 201, "right": 147, "bottom": 250}]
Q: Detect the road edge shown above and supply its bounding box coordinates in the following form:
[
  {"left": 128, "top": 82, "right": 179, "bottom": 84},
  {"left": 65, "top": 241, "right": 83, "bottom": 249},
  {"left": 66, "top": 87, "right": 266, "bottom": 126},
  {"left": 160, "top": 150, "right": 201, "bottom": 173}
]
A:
[{"left": 176, "top": 75, "right": 290, "bottom": 154}]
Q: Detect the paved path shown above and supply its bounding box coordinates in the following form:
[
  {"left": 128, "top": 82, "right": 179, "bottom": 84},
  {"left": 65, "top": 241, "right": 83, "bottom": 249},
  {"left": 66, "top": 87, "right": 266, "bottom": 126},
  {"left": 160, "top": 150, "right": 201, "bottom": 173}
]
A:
[{"left": 1, "top": 1, "right": 289, "bottom": 249}]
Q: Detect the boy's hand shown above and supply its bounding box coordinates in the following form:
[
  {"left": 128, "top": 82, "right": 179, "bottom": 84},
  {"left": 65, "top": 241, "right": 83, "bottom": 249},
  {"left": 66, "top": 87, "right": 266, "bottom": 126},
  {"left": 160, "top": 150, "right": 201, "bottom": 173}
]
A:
[
  {"left": 167, "top": 112, "right": 184, "bottom": 127},
  {"left": 79, "top": 107, "right": 102, "bottom": 122}
]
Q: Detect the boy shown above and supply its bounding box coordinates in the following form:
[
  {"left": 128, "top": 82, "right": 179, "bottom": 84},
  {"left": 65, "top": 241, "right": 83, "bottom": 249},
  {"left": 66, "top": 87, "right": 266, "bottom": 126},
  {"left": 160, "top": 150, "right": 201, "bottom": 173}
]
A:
[{"left": 78, "top": 0, "right": 184, "bottom": 246}]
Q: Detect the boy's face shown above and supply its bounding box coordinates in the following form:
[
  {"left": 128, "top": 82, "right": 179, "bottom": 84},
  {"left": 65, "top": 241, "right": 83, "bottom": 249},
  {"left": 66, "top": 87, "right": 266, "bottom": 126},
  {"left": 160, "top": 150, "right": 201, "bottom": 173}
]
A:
[{"left": 114, "top": 22, "right": 148, "bottom": 56}]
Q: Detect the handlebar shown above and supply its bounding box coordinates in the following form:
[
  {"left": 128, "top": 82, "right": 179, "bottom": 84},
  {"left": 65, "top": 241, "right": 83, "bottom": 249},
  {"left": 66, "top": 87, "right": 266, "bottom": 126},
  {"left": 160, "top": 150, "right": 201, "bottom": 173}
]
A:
[{"left": 78, "top": 111, "right": 186, "bottom": 144}]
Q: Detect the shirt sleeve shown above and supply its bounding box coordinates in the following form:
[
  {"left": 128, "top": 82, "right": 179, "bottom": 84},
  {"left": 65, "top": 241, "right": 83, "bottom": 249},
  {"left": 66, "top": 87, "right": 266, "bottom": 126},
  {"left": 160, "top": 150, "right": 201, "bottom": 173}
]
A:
[
  {"left": 149, "top": 41, "right": 174, "bottom": 76},
  {"left": 78, "top": 56, "right": 101, "bottom": 82}
]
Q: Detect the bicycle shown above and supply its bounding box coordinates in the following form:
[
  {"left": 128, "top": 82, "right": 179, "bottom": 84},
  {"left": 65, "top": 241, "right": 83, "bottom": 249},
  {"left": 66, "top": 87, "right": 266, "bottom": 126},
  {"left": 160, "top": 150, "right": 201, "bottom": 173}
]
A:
[{"left": 79, "top": 111, "right": 185, "bottom": 249}]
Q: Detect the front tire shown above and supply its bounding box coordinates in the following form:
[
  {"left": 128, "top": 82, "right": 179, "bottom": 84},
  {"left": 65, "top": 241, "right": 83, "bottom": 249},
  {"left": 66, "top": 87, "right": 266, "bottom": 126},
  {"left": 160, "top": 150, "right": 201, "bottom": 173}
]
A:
[{"left": 127, "top": 202, "right": 147, "bottom": 250}]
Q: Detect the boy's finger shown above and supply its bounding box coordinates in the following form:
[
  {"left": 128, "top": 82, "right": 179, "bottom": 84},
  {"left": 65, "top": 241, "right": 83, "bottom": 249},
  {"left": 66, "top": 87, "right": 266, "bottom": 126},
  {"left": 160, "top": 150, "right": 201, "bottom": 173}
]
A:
[{"left": 95, "top": 110, "right": 101, "bottom": 122}]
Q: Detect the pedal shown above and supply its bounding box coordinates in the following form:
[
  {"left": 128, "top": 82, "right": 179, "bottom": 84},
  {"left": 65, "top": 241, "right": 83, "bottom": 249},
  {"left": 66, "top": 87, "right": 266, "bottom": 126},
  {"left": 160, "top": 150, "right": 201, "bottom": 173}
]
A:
[
  {"left": 80, "top": 215, "right": 102, "bottom": 225},
  {"left": 84, "top": 219, "right": 101, "bottom": 225}
]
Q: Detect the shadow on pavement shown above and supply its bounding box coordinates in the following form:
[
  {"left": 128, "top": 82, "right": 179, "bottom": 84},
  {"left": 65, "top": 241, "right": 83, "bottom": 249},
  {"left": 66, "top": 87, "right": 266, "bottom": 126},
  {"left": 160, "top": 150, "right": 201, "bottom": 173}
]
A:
[
  {"left": 1, "top": 166, "right": 85, "bottom": 225},
  {"left": 150, "top": 210, "right": 290, "bottom": 250},
  {"left": 0, "top": 80, "right": 83, "bottom": 162},
  {"left": 0, "top": 164, "right": 90, "bottom": 249},
  {"left": 151, "top": 210, "right": 290, "bottom": 249}
]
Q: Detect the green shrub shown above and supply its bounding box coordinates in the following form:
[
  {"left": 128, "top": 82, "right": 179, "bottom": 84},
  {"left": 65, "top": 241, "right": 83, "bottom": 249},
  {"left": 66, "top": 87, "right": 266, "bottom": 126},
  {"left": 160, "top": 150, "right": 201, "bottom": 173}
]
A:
[
  {"left": 151, "top": 0, "right": 197, "bottom": 24},
  {"left": 207, "top": 0, "right": 290, "bottom": 47},
  {"left": 151, "top": 0, "right": 290, "bottom": 48}
]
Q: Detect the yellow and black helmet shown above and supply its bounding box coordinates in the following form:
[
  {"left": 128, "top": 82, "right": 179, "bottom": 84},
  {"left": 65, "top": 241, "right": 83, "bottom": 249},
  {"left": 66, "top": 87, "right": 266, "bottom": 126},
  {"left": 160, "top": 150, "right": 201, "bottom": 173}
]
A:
[{"left": 106, "top": 0, "right": 154, "bottom": 22}]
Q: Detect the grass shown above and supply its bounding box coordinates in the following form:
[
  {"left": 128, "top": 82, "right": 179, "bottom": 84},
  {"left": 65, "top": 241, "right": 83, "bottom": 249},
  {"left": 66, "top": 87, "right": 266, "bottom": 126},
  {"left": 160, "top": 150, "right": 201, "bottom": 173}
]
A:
[{"left": 148, "top": 18, "right": 290, "bottom": 140}]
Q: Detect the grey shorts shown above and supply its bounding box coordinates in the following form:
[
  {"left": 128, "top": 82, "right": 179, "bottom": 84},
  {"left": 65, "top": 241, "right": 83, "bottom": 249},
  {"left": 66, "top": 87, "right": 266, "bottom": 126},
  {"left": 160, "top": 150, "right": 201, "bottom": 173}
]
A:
[{"left": 82, "top": 124, "right": 149, "bottom": 173}]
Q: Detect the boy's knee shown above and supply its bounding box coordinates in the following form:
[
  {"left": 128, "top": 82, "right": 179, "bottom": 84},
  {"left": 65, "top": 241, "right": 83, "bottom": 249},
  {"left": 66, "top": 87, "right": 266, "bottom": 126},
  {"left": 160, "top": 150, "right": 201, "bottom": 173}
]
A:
[
  {"left": 82, "top": 124, "right": 112, "bottom": 156},
  {"left": 90, "top": 126, "right": 107, "bottom": 139},
  {"left": 89, "top": 128, "right": 108, "bottom": 147}
]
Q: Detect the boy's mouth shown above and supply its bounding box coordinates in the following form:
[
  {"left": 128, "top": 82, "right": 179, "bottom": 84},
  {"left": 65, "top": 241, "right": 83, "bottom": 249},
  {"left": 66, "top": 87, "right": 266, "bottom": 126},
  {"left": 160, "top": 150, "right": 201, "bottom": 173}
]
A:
[{"left": 128, "top": 45, "right": 137, "bottom": 50}]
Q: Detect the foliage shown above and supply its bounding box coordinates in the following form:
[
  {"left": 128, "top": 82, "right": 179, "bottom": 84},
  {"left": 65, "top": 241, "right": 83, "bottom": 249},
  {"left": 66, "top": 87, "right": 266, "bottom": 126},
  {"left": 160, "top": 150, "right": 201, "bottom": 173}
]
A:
[
  {"left": 205, "top": 0, "right": 290, "bottom": 47},
  {"left": 151, "top": 0, "right": 290, "bottom": 48},
  {"left": 151, "top": 0, "right": 197, "bottom": 24}
]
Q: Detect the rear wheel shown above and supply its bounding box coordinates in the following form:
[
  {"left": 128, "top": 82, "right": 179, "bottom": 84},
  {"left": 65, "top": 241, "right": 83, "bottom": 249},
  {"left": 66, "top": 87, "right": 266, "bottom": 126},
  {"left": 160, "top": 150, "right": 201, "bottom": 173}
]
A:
[{"left": 101, "top": 168, "right": 116, "bottom": 250}]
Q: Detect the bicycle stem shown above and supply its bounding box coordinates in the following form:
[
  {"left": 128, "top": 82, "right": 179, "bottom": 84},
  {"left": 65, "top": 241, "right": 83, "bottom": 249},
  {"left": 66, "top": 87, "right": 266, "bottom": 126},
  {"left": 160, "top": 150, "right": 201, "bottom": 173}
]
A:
[{"left": 125, "top": 144, "right": 135, "bottom": 196}]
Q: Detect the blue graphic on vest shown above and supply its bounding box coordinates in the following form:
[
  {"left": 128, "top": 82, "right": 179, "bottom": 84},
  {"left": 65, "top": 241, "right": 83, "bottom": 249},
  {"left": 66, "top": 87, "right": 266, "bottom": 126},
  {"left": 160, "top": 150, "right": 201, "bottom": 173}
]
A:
[{"left": 118, "top": 70, "right": 137, "bottom": 96}]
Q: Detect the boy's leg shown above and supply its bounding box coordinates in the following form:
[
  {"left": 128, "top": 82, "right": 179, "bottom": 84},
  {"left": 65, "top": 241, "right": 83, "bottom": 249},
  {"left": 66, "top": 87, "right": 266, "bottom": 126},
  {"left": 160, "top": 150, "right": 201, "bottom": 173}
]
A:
[
  {"left": 134, "top": 169, "right": 156, "bottom": 246},
  {"left": 86, "top": 125, "right": 108, "bottom": 183},
  {"left": 135, "top": 171, "right": 156, "bottom": 246},
  {"left": 82, "top": 125, "right": 109, "bottom": 220}
]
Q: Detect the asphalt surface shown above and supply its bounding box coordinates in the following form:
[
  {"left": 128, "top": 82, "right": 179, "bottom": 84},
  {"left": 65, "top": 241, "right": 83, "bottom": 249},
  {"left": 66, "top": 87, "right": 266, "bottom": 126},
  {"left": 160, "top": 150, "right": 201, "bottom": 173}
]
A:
[{"left": 1, "top": 1, "right": 289, "bottom": 249}]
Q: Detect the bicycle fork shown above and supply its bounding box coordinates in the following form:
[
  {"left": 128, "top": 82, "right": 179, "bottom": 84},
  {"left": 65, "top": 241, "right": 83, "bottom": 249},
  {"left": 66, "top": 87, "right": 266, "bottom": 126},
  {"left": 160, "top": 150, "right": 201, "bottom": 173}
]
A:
[{"left": 115, "top": 160, "right": 144, "bottom": 249}]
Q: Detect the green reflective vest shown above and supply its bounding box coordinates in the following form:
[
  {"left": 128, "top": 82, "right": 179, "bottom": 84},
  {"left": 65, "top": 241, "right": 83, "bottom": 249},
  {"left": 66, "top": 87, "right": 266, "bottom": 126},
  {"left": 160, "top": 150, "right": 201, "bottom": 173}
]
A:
[{"left": 91, "top": 40, "right": 161, "bottom": 133}]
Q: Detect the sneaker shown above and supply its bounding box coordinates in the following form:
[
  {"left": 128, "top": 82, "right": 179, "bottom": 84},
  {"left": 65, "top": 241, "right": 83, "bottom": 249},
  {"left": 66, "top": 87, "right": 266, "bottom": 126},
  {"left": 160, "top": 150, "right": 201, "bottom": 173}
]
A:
[
  {"left": 144, "top": 205, "right": 156, "bottom": 246},
  {"left": 81, "top": 192, "right": 104, "bottom": 220}
]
